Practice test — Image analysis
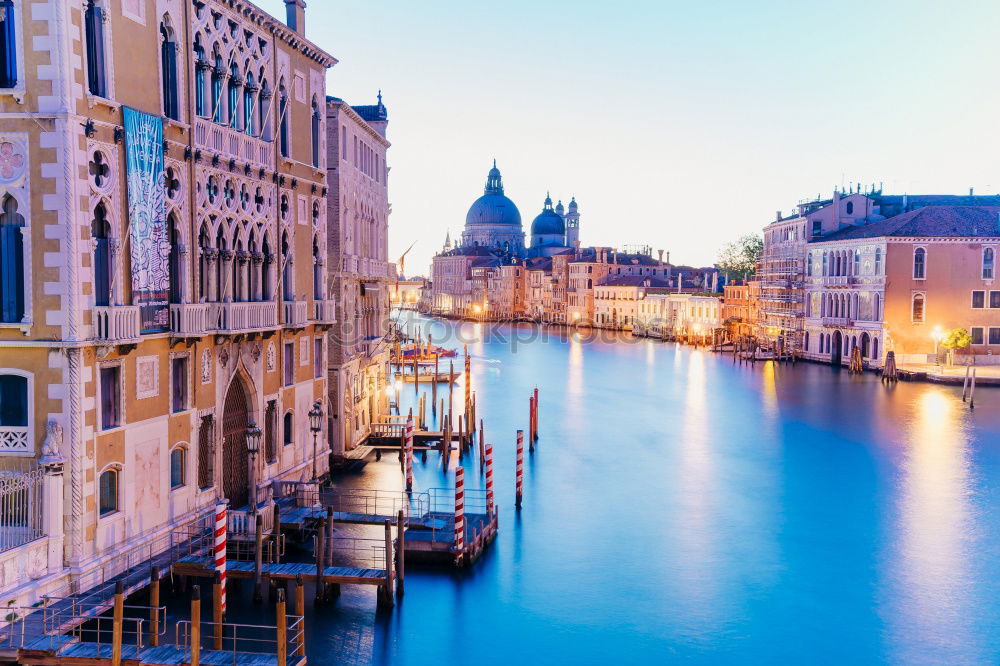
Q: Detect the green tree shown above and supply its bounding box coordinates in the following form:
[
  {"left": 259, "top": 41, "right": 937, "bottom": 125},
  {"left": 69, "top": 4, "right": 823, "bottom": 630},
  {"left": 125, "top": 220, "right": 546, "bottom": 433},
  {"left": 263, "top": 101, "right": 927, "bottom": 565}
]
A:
[
  {"left": 941, "top": 328, "right": 972, "bottom": 351},
  {"left": 717, "top": 234, "right": 763, "bottom": 281}
]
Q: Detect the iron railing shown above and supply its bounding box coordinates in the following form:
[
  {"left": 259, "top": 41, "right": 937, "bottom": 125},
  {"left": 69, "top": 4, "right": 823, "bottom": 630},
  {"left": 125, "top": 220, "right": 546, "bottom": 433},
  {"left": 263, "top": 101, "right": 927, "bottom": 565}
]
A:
[
  {"left": 176, "top": 616, "right": 304, "bottom": 657},
  {"left": 0, "top": 467, "right": 44, "bottom": 553}
]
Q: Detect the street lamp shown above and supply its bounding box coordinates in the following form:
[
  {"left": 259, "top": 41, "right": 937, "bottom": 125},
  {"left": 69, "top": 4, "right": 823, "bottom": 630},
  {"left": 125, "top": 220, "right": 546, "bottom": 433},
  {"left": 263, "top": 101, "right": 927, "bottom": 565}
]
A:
[
  {"left": 244, "top": 421, "right": 262, "bottom": 514},
  {"left": 931, "top": 326, "right": 945, "bottom": 366},
  {"left": 308, "top": 400, "right": 323, "bottom": 482}
]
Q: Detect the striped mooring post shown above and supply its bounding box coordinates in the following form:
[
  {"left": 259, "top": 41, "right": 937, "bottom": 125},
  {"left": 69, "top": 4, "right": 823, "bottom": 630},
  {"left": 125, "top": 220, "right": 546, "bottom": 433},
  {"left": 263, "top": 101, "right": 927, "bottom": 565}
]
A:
[
  {"left": 485, "top": 442, "right": 494, "bottom": 517},
  {"left": 528, "top": 396, "right": 535, "bottom": 452},
  {"left": 515, "top": 430, "right": 524, "bottom": 509},
  {"left": 214, "top": 502, "right": 227, "bottom": 614},
  {"left": 404, "top": 412, "right": 414, "bottom": 492},
  {"left": 454, "top": 466, "right": 465, "bottom": 565}
]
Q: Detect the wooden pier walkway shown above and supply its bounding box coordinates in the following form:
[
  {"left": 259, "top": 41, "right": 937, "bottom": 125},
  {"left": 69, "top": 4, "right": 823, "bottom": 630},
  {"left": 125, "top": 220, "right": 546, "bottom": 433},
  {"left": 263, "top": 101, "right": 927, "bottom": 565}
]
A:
[
  {"left": 171, "top": 556, "right": 389, "bottom": 587},
  {"left": 18, "top": 641, "right": 306, "bottom": 666}
]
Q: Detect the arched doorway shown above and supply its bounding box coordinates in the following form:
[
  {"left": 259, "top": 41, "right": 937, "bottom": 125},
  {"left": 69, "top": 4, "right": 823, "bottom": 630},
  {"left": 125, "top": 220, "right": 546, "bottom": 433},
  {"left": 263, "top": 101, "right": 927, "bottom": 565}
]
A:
[
  {"left": 860, "top": 332, "right": 870, "bottom": 358},
  {"left": 221, "top": 374, "right": 253, "bottom": 508},
  {"left": 831, "top": 330, "right": 843, "bottom": 366}
]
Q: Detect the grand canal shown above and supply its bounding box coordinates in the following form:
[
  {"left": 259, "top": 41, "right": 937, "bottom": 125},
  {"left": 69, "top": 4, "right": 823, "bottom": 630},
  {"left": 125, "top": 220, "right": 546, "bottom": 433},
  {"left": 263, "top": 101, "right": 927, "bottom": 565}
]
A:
[{"left": 224, "top": 315, "right": 1000, "bottom": 664}]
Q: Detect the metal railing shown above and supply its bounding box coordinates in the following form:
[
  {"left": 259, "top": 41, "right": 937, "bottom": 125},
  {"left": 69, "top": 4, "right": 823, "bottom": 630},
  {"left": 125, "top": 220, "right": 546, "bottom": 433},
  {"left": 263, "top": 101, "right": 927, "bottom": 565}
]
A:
[
  {"left": 0, "top": 467, "right": 43, "bottom": 552},
  {"left": 323, "top": 536, "right": 388, "bottom": 571},
  {"left": 176, "top": 616, "right": 304, "bottom": 658}
]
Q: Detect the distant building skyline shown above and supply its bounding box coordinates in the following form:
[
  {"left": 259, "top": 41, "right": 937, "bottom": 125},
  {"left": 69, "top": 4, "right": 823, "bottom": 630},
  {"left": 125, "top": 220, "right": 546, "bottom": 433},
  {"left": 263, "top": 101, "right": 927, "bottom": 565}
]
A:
[{"left": 256, "top": 0, "right": 1000, "bottom": 274}]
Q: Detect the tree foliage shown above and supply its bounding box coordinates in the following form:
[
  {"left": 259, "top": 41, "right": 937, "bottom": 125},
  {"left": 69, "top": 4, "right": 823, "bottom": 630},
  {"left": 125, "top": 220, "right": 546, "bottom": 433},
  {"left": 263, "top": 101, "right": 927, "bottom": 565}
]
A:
[
  {"left": 941, "top": 328, "right": 972, "bottom": 351},
  {"left": 717, "top": 234, "right": 763, "bottom": 281}
]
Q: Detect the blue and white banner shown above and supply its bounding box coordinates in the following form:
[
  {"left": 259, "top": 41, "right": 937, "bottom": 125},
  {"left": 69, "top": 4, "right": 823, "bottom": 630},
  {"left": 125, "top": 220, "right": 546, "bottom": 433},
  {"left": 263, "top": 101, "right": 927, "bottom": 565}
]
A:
[{"left": 122, "top": 107, "right": 169, "bottom": 333}]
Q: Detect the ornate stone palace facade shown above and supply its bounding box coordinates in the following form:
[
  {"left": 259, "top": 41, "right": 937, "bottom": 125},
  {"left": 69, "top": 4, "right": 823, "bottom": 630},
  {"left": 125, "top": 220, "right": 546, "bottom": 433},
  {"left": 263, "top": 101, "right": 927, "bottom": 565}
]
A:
[
  {"left": 0, "top": 0, "right": 335, "bottom": 605},
  {"left": 324, "top": 94, "right": 391, "bottom": 455}
]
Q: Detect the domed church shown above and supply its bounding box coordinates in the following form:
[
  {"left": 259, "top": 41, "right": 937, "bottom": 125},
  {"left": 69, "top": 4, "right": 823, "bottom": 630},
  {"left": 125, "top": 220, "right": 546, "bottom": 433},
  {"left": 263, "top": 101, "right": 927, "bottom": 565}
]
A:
[
  {"left": 452, "top": 161, "right": 581, "bottom": 259},
  {"left": 460, "top": 161, "right": 525, "bottom": 255}
]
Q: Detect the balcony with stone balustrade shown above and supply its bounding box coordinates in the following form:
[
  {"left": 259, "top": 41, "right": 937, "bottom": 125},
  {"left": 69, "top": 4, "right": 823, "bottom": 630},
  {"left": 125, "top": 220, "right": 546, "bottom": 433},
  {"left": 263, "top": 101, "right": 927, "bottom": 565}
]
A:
[
  {"left": 93, "top": 305, "right": 141, "bottom": 344},
  {"left": 193, "top": 118, "right": 273, "bottom": 172},
  {"left": 283, "top": 301, "right": 309, "bottom": 329},
  {"left": 169, "top": 303, "right": 211, "bottom": 337},
  {"left": 312, "top": 299, "right": 336, "bottom": 325},
  {"left": 209, "top": 301, "right": 279, "bottom": 333}
]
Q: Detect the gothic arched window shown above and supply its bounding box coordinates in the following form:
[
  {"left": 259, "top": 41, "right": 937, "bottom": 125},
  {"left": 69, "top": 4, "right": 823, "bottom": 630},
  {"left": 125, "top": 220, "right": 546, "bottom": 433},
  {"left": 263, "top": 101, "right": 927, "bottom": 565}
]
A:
[
  {"left": 281, "top": 231, "right": 293, "bottom": 300},
  {"left": 85, "top": 1, "right": 107, "bottom": 97},
  {"left": 211, "top": 54, "right": 223, "bottom": 123},
  {"left": 193, "top": 36, "right": 206, "bottom": 117},
  {"left": 311, "top": 98, "right": 321, "bottom": 167},
  {"left": 168, "top": 214, "right": 181, "bottom": 304},
  {"left": 278, "top": 86, "right": 289, "bottom": 158},
  {"left": 160, "top": 23, "right": 179, "bottom": 120},
  {"left": 0, "top": 195, "right": 24, "bottom": 322},
  {"left": 243, "top": 71, "right": 256, "bottom": 136},
  {"left": 228, "top": 63, "right": 242, "bottom": 130},
  {"left": 91, "top": 203, "right": 111, "bottom": 307}
]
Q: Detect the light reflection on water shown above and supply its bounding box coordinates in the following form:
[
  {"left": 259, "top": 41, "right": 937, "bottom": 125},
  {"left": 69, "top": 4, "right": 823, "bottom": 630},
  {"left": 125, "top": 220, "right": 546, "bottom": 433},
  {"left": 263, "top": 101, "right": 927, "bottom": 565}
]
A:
[{"left": 212, "top": 315, "right": 1000, "bottom": 664}]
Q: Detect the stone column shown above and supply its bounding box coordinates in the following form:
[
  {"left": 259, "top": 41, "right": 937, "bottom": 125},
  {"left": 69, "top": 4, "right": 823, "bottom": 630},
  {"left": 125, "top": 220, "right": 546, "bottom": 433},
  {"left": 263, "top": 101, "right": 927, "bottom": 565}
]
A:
[
  {"left": 204, "top": 247, "right": 218, "bottom": 302},
  {"left": 178, "top": 243, "right": 189, "bottom": 303},
  {"left": 109, "top": 237, "right": 123, "bottom": 305},
  {"left": 219, "top": 249, "right": 234, "bottom": 302},
  {"left": 39, "top": 420, "right": 66, "bottom": 574},
  {"left": 251, "top": 252, "right": 264, "bottom": 301},
  {"left": 236, "top": 250, "right": 249, "bottom": 302}
]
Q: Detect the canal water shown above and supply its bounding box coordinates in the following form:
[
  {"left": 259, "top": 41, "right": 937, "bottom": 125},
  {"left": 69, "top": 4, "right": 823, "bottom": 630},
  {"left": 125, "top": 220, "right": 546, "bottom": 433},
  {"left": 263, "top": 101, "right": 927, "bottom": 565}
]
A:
[{"left": 209, "top": 315, "right": 1000, "bottom": 664}]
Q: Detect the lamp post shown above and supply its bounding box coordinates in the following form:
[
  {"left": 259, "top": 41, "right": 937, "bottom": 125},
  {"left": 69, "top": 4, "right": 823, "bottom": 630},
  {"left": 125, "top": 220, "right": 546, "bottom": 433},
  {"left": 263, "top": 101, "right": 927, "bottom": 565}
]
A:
[
  {"left": 244, "top": 422, "right": 261, "bottom": 515},
  {"left": 308, "top": 400, "right": 323, "bottom": 482},
  {"left": 931, "top": 326, "right": 945, "bottom": 367}
]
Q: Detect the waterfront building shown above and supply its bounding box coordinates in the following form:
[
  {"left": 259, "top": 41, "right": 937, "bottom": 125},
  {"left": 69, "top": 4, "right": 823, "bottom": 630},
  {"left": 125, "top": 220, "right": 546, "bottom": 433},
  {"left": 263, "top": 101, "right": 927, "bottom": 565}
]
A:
[
  {"left": 567, "top": 248, "right": 672, "bottom": 324},
  {"left": 593, "top": 276, "right": 671, "bottom": 330},
  {"left": 802, "top": 205, "right": 1000, "bottom": 367},
  {"left": 722, "top": 281, "right": 761, "bottom": 340},
  {"left": 390, "top": 275, "right": 427, "bottom": 309},
  {"left": 324, "top": 95, "right": 392, "bottom": 455},
  {"left": 0, "top": 0, "right": 334, "bottom": 605}
]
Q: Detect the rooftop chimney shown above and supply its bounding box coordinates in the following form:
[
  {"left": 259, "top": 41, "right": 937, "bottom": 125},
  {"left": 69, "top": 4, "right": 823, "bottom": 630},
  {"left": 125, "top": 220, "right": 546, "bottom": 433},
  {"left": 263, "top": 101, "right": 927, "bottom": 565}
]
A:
[
  {"left": 776, "top": 210, "right": 781, "bottom": 222},
  {"left": 285, "top": 0, "right": 306, "bottom": 35},
  {"left": 658, "top": 249, "right": 664, "bottom": 263}
]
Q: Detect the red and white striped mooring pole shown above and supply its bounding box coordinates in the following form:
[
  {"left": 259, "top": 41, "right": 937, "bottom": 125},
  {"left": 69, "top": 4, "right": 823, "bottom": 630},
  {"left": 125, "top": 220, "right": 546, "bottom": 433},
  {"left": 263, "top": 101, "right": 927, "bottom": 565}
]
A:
[
  {"left": 533, "top": 387, "right": 539, "bottom": 441},
  {"left": 528, "top": 397, "right": 535, "bottom": 452},
  {"left": 214, "top": 502, "right": 227, "bottom": 614},
  {"left": 404, "top": 412, "right": 414, "bottom": 492},
  {"left": 485, "top": 442, "right": 494, "bottom": 517},
  {"left": 454, "top": 466, "right": 465, "bottom": 563},
  {"left": 515, "top": 429, "right": 524, "bottom": 509}
]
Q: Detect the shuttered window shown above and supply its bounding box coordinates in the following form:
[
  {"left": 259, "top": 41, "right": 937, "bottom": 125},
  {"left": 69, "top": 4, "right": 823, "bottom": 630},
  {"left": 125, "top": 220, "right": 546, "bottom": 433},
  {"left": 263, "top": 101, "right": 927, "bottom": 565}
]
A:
[
  {"left": 0, "top": 195, "right": 24, "bottom": 323},
  {"left": 84, "top": 2, "right": 107, "bottom": 98},
  {"left": 0, "top": 1, "right": 17, "bottom": 89}
]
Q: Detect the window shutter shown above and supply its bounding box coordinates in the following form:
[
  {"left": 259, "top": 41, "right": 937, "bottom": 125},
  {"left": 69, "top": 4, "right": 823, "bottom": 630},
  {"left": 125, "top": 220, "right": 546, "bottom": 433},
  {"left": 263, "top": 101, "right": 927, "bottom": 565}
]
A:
[{"left": 0, "top": 225, "right": 24, "bottom": 323}]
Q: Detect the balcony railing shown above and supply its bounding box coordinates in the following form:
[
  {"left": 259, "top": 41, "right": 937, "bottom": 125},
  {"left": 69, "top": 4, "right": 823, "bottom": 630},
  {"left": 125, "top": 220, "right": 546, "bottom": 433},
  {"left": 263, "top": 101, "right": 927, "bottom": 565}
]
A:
[
  {"left": 193, "top": 118, "right": 273, "bottom": 171},
  {"left": 169, "top": 303, "right": 211, "bottom": 336},
  {"left": 312, "top": 299, "right": 336, "bottom": 324},
  {"left": 93, "top": 305, "right": 140, "bottom": 343},
  {"left": 283, "top": 301, "right": 308, "bottom": 328},
  {"left": 209, "top": 302, "right": 279, "bottom": 333}
]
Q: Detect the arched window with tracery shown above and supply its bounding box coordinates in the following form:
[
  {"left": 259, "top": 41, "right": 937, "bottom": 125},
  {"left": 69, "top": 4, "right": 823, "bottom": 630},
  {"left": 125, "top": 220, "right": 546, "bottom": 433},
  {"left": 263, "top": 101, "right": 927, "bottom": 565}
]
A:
[
  {"left": 193, "top": 36, "right": 207, "bottom": 117},
  {"left": 160, "top": 22, "right": 179, "bottom": 120},
  {"left": 312, "top": 235, "right": 321, "bottom": 301},
  {"left": 92, "top": 203, "right": 112, "bottom": 307},
  {"left": 258, "top": 77, "right": 270, "bottom": 139},
  {"left": 281, "top": 231, "right": 293, "bottom": 300},
  {"left": 228, "top": 63, "right": 242, "bottom": 130},
  {"left": 0, "top": 194, "right": 25, "bottom": 322},
  {"left": 168, "top": 214, "right": 181, "bottom": 304},
  {"left": 243, "top": 70, "right": 256, "bottom": 136},
  {"left": 198, "top": 225, "right": 210, "bottom": 302},
  {"left": 262, "top": 234, "right": 273, "bottom": 301},
  {"left": 215, "top": 229, "right": 227, "bottom": 302},
  {"left": 913, "top": 247, "right": 926, "bottom": 279},
  {"left": 311, "top": 98, "right": 321, "bottom": 167},
  {"left": 278, "top": 85, "right": 289, "bottom": 158},
  {"left": 211, "top": 53, "right": 223, "bottom": 123}
]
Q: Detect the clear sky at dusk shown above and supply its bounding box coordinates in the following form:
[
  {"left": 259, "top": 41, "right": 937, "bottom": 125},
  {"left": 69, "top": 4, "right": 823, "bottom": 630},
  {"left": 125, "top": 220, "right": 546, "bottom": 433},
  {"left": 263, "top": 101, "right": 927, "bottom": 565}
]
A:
[{"left": 258, "top": 0, "right": 1000, "bottom": 275}]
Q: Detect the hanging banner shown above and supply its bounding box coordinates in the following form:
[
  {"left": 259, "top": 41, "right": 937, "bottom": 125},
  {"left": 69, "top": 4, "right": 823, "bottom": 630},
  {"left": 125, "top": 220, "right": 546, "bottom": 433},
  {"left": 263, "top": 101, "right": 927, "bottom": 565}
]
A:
[{"left": 122, "top": 107, "right": 169, "bottom": 333}]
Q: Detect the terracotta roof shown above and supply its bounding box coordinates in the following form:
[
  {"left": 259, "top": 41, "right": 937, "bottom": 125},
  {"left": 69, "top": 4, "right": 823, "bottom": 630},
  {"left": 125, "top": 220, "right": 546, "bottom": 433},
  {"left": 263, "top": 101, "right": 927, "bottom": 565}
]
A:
[{"left": 816, "top": 206, "right": 1000, "bottom": 242}]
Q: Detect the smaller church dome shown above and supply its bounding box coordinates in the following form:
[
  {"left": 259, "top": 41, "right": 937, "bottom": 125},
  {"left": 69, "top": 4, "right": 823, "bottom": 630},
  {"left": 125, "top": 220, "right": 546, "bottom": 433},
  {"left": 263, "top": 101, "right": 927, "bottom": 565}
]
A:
[{"left": 531, "top": 194, "right": 565, "bottom": 237}]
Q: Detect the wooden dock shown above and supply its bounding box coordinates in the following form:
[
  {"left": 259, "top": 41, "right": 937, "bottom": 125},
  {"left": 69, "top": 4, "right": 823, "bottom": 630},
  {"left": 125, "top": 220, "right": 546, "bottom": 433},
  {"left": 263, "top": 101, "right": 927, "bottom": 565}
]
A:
[
  {"left": 172, "top": 556, "right": 389, "bottom": 587},
  {"left": 17, "top": 641, "right": 306, "bottom": 666}
]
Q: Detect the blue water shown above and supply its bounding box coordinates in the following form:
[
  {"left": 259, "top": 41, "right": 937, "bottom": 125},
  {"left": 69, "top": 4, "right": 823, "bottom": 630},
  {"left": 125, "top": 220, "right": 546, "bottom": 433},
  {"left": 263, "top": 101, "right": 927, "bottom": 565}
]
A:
[{"left": 221, "top": 316, "right": 1000, "bottom": 664}]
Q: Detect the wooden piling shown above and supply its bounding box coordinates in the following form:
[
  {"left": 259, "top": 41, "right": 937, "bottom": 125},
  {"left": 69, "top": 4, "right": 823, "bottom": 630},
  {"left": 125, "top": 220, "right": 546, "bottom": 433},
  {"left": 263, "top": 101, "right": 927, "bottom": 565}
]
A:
[
  {"left": 432, "top": 353, "right": 439, "bottom": 410},
  {"left": 112, "top": 580, "right": 124, "bottom": 666},
  {"left": 970, "top": 367, "right": 977, "bottom": 409},
  {"left": 314, "top": 518, "right": 326, "bottom": 605},
  {"left": 396, "top": 509, "right": 405, "bottom": 598},
  {"left": 149, "top": 566, "right": 160, "bottom": 647},
  {"left": 962, "top": 364, "right": 971, "bottom": 401},
  {"left": 533, "top": 387, "right": 539, "bottom": 440},
  {"left": 190, "top": 585, "right": 201, "bottom": 666},
  {"left": 212, "top": 571, "right": 223, "bottom": 650},
  {"left": 528, "top": 397, "right": 535, "bottom": 453},
  {"left": 273, "top": 504, "right": 282, "bottom": 564},
  {"left": 382, "top": 519, "right": 395, "bottom": 607},
  {"left": 276, "top": 589, "right": 287, "bottom": 666},
  {"left": 294, "top": 576, "right": 306, "bottom": 657},
  {"left": 449, "top": 360, "right": 454, "bottom": 417},
  {"left": 253, "top": 519, "right": 264, "bottom": 603}
]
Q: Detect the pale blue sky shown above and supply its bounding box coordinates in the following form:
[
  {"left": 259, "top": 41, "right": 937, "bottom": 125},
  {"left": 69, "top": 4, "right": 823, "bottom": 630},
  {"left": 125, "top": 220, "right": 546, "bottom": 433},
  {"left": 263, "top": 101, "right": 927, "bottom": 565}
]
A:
[{"left": 258, "top": 0, "right": 1000, "bottom": 274}]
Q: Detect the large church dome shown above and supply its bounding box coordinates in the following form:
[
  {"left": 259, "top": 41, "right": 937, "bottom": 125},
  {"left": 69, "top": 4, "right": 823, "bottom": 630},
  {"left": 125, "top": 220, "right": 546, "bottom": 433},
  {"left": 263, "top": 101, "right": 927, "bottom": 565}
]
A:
[{"left": 465, "top": 162, "right": 522, "bottom": 228}]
